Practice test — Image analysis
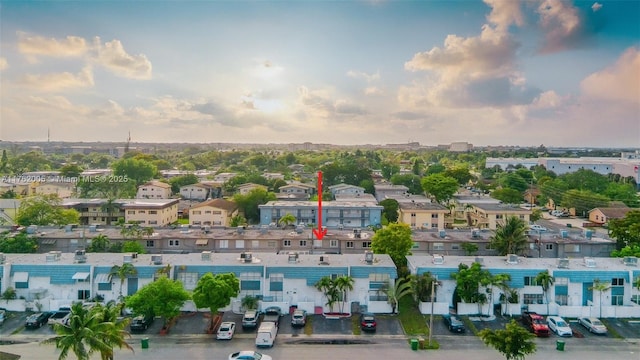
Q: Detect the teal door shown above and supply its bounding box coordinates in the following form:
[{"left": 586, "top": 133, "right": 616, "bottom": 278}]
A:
[
  {"left": 583, "top": 282, "right": 593, "bottom": 306},
  {"left": 127, "top": 277, "right": 138, "bottom": 295}
]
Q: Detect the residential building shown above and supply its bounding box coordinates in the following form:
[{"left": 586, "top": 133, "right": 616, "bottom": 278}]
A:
[
  {"left": 0, "top": 199, "right": 20, "bottom": 225},
  {"left": 328, "top": 184, "right": 365, "bottom": 198},
  {"left": 407, "top": 255, "right": 640, "bottom": 318},
  {"left": 122, "top": 199, "right": 179, "bottom": 227},
  {"left": 34, "top": 182, "right": 76, "bottom": 199},
  {"left": 180, "top": 183, "right": 217, "bottom": 201},
  {"left": 62, "top": 198, "right": 125, "bottom": 226},
  {"left": 136, "top": 181, "right": 172, "bottom": 199},
  {"left": 213, "top": 172, "right": 238, "bottom": 183},
  {"left": 0, "top": 251, "right": 398, "bottom": 314},
  {"left": 468, "top": 204, "right": 531, "bottom": 230},
  {"left": 259, "top": 200, "right": 382, "bottom": 229},
  {"left": 397, "top": 202, "right": 449, "bottom": 230},
  {"left": 374, "top": 184, "right": 409, "bottom": 202},
  {"left": 263, "top": 173, "right": 285, "bottom": 181},
  {"left": 588, "top": 207, "right": 634, "bottom": 226},
  {"left": 276, "top": 183, "right": 315, "bottom": 201},
  {"left": 189, "top": 198, "right": 239, "bottom": 227},
  {"left": 237, "top": 183, "right": 268, "bottom": 195}
]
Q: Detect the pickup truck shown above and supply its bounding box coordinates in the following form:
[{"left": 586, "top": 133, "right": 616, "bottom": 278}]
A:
[
  {"left": 522, "top": 311, "right": 550, "bottom": 337},
  {"left": 262, "top": 306, "right": 282, "bottom": 327}
]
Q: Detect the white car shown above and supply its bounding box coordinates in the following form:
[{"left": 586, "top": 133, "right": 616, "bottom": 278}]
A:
[
  {"left": 578, "top": 317, "right": 608, "bottom": 334},
  {"left": 547, "top": 316, "right": 573, "bottom": 337},
  {"left": 217, "top": 322, "right": 236, "bottom": 340},
  {"left": 529, "top": 224, "right": 547, "bottom": 232},
  {"left": 228, "top": 351, "right": 272, "bottom": 360}
]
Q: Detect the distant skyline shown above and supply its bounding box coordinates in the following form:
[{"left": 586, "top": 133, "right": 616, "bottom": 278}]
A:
[{"left": 1, "top": 0, "right": 638, "bottom": 147}]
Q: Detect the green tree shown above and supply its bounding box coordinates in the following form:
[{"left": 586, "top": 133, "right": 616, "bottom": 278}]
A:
[
  {"left": 315, "top": 276, "right": 340, "bottom": 313},
  {"left": 489, "top": 216, "right": 528, "bottom": 256},
  {"left": 192, "top": 273, "right": 240, "bottom": 329},
  {"left": 42, "top": 302, "right": 134, "bottom": 360},
  {"left": 0, "top": 232, "right": 38, "bottom": 253},
  {"left": 450, "top": 262, "right": 493, "bottom": 309},
  {"left": 444, "top": 166, "right": 473, "bottom": 185},
  {"left": 59, "top": 163, "right": 84, "bottom": 178},
  {"left": 278, "top": 213, "right": 297, "bottom": 229},
  {"left": 534, "top": 270, "right": 554, "bottom": 315},
  {"left": 589, "top": 279, "right": 611, "bottom": 318},
  {"left": 111, "top": 157, "right": 157, "bottom": 186},
  {"left": 421, "top": 173, "right": 459, "bottom": 204},
  {"left": 478, "top": 319, "right": 536, "bottom": 360},
  {"left": 87, "top": 234, "right": 110, "bottom": 253},
  {"left": 461, "top": 242, "right": 479, "bottom": 256},
  {"left": 100, "top": 199, "right": 122, "bottom": 226},
  {"left": 230, "top": 215, "right": 247, "bottom": 227},
  {"left": 92, "top": 301, "right": 134, "bottom": 360},
  {"left": 491, "top": 188, "right": 524, "bottom": 204},
  {"left": 611, "top": 244, "right": 640, "bottom": 258},
  {"left": 498, "top": 173, "right": 529, "bottom": 192},
  {"left": 412, "top": 272, "right": 437, "bottom": 302},
  {"left": 608, "top": 210, "right": 640, "bottom": 249},
  {"left": 333, "top": 275, "right": 355, "bottom": 314},
  {"left": 241, "top": 296, "right": 259, "bottom": 311},
  {"left": 125, "top": 276, "right": 191, "bottom": 329},
  {"left": 109, "top": 263, "right": 138, "bottom": 298},
  {"left": 561, "top": 189, "right": 610, "bottom": 216},
  {"left": 390, "top": 174, "right": 423, "bottom": 194},
  {"left": 121, "top": 241, "right": 146, "bottom": 254},
  {"left": 371, "top": 223, "right": 414, "bottom": 268},
  {"left": 168, "top": 174, "right": 199, "bottom": 194},
  {"left": 382, "top": 277, "right": 413, "bottom": 314},
  {"left": 379, "top": 199, "right": 399, "bottom": 223},
  {"left": 0, "top": 149, "right": 8, "bottom": 173},
  {"left": 15, "top": 194, "right": 80, "bottom": 226},
  {"left": 233, "top": 188, "right": 276, "bottom": 223}
]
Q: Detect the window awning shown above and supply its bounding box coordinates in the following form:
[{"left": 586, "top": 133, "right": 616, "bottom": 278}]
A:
[
  {"left": 41, "top": 239, "right": 57, "bottom": 245},
  {"left": 95, "top": 273, "right": 111, "bottom": 284},
  {"left": 13, "top": 272, "right": 29, "bottom": 282},
  {"left": 72, "top": 272, "right": 90, "bottom": 281},
  {"left": 196, "top": 239, "right": 208, "bottom": 245}
]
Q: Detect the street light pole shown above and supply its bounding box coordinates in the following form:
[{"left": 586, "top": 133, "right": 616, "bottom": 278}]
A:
[{"left": 428, "top": 278, "right": 439, "bottom": 347}]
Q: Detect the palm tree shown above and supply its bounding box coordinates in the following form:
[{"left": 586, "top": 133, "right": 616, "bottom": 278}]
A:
[
  {"left": 241, "top": 295, "right": 259, "bottom": 311},
  {"left": 315, "top": 276, "right": 339, "bottom": 314},
  {"left": 109, "top": 263, "right": 137, "bottom": 299},
  {"left": 155, "top": 264, "right": 171, "bottom": 279},
  {"left": 589, "top": 279, "right": 611, "bottom": 318},
  {"left": 100, "top": 198, "right": 121, "bottom": 226},
  {"left": 277, "top": 213, "right": 296, "bottom": 229},
  {"left": 382, "top": 277, "right": 413, "bottom": 314},
  {"left": 489, "top": 216, "right": 528, "bottom": 255},
  {"left": 92, "top": 302, "right": 133, "bottom": 360},
  {"left": 88, "top": 234, "right": 110, "bottom": 253},
  {"left": 333, "top": 275, "right": 354, "bottom": 314},
  {"left": 492, "top": 273, "right": 512, "bottom": 316},
  {"left": 42, "top": 302, "right": 134, "bottom": 360},
  {"left": 534, "top": 270, "right": 554, "bottom": 315}
]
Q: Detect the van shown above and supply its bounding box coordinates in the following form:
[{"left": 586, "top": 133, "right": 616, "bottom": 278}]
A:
[{"left": 255, "top": 321, "right": 277, "bottom": 348}]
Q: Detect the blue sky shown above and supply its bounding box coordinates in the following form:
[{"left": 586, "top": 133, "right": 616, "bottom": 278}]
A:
[{"left": 1, "top": 0, "right": 638, "bottom": 147}]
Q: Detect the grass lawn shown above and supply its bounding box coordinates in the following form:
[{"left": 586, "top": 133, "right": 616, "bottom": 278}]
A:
[{"left": 398, "top": 297, "right": 429, "bottom": 336}]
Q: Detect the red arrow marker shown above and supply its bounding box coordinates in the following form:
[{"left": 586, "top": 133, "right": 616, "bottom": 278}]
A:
[{"left": 312, "top": 170, "right": 327, "bottom": 240}]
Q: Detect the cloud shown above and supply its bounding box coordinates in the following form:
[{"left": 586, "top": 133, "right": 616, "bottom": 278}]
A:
[
  {"left": 484, "top": 0, "right": 525, "bottom": 30},
  {"left": 346, "top": 70, "right": 380, "bottom": 82},
  {"left": 536, "top": 0, "right": 596, "bottom": 54},
  {"left": 19, "top": 66, "right": 94, "bottom": 91},
  {"left": 0, "top": 57, "right": 7, "bottom": 71},
  {"left": 94, "top": 38, "right": 153, "bottom": 80},
  {"left": 364, "top": 86, "right": 384, "bottom": 96},
  {"left": 580, "top": 47, "right": 640, "bottom": 103},
  {"left": 591, "top": 2, "right": 602, "bottom": 12},
  {"left": 17, "top": 32, "right": 88, "bottom": 58}
]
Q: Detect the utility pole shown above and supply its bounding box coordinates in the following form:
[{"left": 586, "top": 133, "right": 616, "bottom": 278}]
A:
[{"left": 428, "top": 278, "right": 439, "bottom": 347}]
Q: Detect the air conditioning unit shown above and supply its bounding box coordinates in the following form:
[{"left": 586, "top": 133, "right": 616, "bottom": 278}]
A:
[
  {"left": 243, "top": 252, "right": 253, "bottom": 263},
  {"left": 237, "top": 226, "right": 245, "bottom": 234},
  {"left": 584, "top": 257, "right": 597, "bottom": 268},
  {"left": 123, "top": 254, "right": 133, "bottom": 263},
  {"left": 623, "top": 256, "right": 637, "bottom": 267},
  {"left": 506, "top": 254, "right": 519, "bottom": 264},
  {"left": 74, "top": 249, "right": 87, "bottom": 263},
  {"left": 433, "top": 254, "right": 444, "bottom": 265},
  {"left": 319, "top": 255, "right": 329, "bottom": 265},
  {"left": 201, "top": 251, "right": 211, "bottom": 261},
  {"left": 151, "top": 255, "right": 163, "bottom": 265},
  {"left": 364, "top": 250, "right": 374, "bottom": 264},
  {"left": 288, "top": 252, "right": 299, "bottom": 263},
  {"left": 557, "top": 258, "right": 570, "bottom": 269}
]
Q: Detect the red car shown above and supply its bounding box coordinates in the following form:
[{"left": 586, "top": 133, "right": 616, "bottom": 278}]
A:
[{"left": 522, "top": 311, "right": 550, "bottom": 337}]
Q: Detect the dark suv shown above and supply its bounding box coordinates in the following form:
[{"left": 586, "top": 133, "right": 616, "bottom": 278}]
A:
[
  {"left": 360, "top": 312, "right": 376, "bottom": 332},
  {"left": 442, "top": 314, "right": 465, "bottom": 333},
  {"left": 130, "top": 314, "right": 154, "bottom": 332},
  {"left": 26, "top": 312, "right": 52, "bottom": 329}
]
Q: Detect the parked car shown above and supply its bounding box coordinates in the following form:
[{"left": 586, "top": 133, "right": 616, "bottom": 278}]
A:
[
  {"left": 47, "top": 309, "right": 71, "bottom": 326},
  {"left": 130, "top": 314, "right": 154, "bottom": 332},
  {"left": 547, "top": 316, "right": 573, "bottom": 337},
  {"left": 262, "top": 306, "right": 282, "bottom": 327},
  {"left": 522, "top": 311, "right": 550, "bottom": 337},
  {"left": 291, "top": 309, "right": 307, "bottom": 327},
  {"left": 25, "top": 312, "right": 52, "bottom": 329},
  {"left": 360, "top": 312, "right": 376, "bottom": 332},
  {"left": 0, "top": 309, "right": 6, "bottom": 326},
  {"left": 217, "top": 321, "right": 236, "bottom": 340},
  {"left": 242, "top": 309, "right": 260, "bottom": 329},
  {"left": 578, "top": 317, "right": 608, "bottom": 334},
  {"left": 528, "top": 224, "right": 547, "bottom": 232},
  {"left": 228, "top": 350, "right": 272, "bottom": 360},
  {"left": 442, "top": 314, "right": 465, "bottom": 333}
]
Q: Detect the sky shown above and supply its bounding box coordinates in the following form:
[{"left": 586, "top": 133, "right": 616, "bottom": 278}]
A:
[{"left": 0, "top": 0, "right": 639, "bottom": 147}]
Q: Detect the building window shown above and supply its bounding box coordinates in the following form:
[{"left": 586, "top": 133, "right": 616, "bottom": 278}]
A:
[
  {"left": 523, "top": 293, "right": 543, "bottom": 304},
  {"left": 268, "top": 241, "right": 276, "bottom": 248},
  {"left": 362, "top": 241, "right": 371, "bottom": 248},
  {"left": 611, "top": 295, "right": 624, "bottom": 306},
  {"left": 299, "top": 240, "right": 307, "bottom": 247},
  {"left": 219, "top": 240, "right": 228, "bottom": 249},
  {"left": 146, "top": 240, "right": 154, "bottom": 247},
  {"left": 139, "top": 210, "right": 146, "bottom": 214},
  {"left": 205, "top": 210, "right": 212, "bottom": 214},
  {"left": 149, "top": 210, "right": 157, "bottom": 215},
  {"left": 555, "top": 277, "right": 568, "bottom": 285},
  {"left": 545, "top": 243, "right": 553, "bottom": 250},
  {"left": 149, "top": 220, "right": 157, "bottom": 225},
  {"left": 565, "top": 244, "right": 580, "bottom": 252},
  {"left": 431, "top": 214, "right": 438, "bottom": 218},
  {"left": 177, "top": 272, "right": 199, "bottom": 291},
  {"left": 433, "top": 243, "right": 444, "bottom": 251},
  {"left": 346, "top": 241, "right": 354, "bottom": 249},
  {"left": 193, "top": 211, "right": 201, "bottom": 215},
  {"left": 369, "top": 273, "right": 390, "bottom": 301},
  {"left": 612, "top": 278, "right": 624, "bottom": 286},
  {"left": 524, "top": 276, "right": 540, "bottom": 286},
  {"left": 555, "top": 295, "right": 568, "bottom": 305},
  {"left": 169, "top": 240, "right": 180, "bottom": 247},
  {"left": 330, "top": 240, "right": 338, "bottom": 248},
  {"left": 128, "top": 210, "right": 135, "bottom": 215},
  {"left": 235, "top": 240, "right": 244, "bottom": 249},
  {"left": 283, "top": 240, "right": 291, "bottom": 247},
  {"left": 78, "top": 290, "right": 90, "bottom": 300},
  {"left": 451, "top": 244, "right": 459, "bottom": 250},
  {"left": 632, "top": 295, "right": 640, "bottom": 305}
]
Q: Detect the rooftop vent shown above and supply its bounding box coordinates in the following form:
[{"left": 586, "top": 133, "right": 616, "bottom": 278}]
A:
[
  {"left": 439, "top": 230, "right": 446, "bottom": 238},
  {"left": 506, "top": 254, "right": 519, "bottom": 265},
  {"left": 237, "top": 226, "right": 245, "bottom": 234},
  {"left": 354, "top": 229, "right": 362, "bottom": 238},
  {"left": 557, "top": 258, "right": 570, "bottom": 269},
  {"left": 89, "top": 225, "right": 97, "bottom": 233},
  {"left": 288, "top": 252, "right": 299, "bottom": 263},
  {"left": 201, "top": 251, "right": 211, "bottom": 261},
  {"left": 240, "top": 252, "right": 253, "bottom": 263},
  {"left": 123, "top": 254, "right": 133, "bottom": 263},
  {"left": 74, "top": 249, "right": 87, "bottom": 263},
  {"left": 319, "top": 255, "right": 329, "bottom": 265},
  {"left": 46, "top": 253, "right": 57, "bottom": 262},
  {"left": 260, "top": 225, "right": 269, "bottom": 235},
  {"left": 584, "top": 257, "right": 597, "bottom": 268},
  {"left": 433, "top": 254, "right": 445, "bottom": 265},
  {"left": 471, "top": 228, "right": 480, "bottom": 238},
  {"left": 295, "top": 226, "right": 304, "bottom": 234},
  {"left": 585, "top": 229, "right": 593, "bottom": 240},
  {"left": 151, "top": 255, "right": 163, "bottom": 265},
  {"left": 364, "top": 250, "right": 374, "bottom": 264},
  {"left": 623, "top": 256, "right": 638, "bottom": 267}
]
